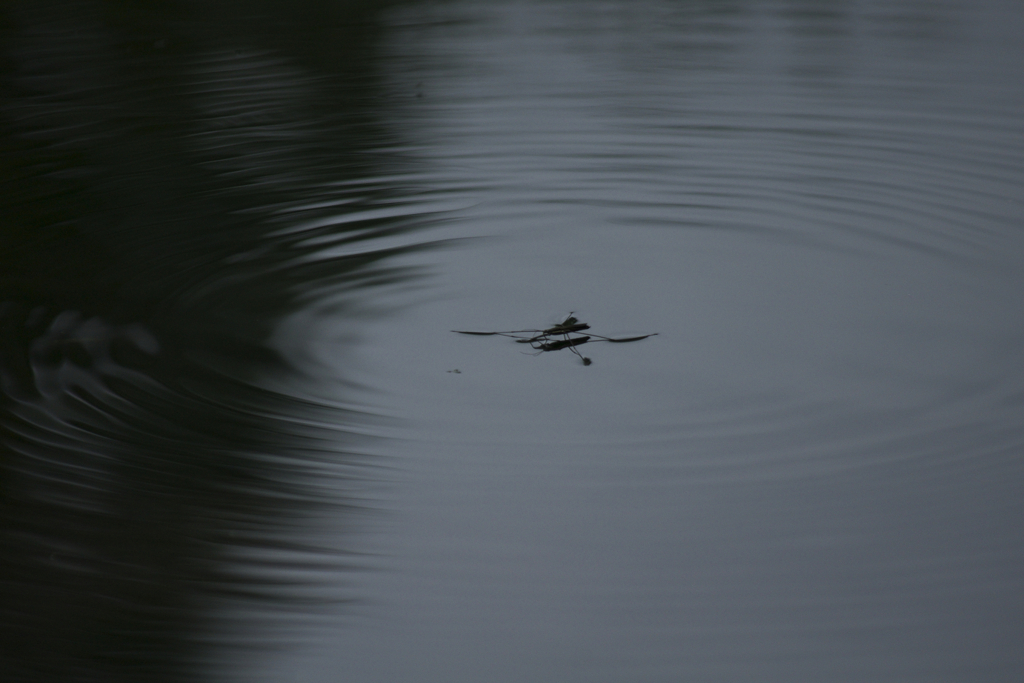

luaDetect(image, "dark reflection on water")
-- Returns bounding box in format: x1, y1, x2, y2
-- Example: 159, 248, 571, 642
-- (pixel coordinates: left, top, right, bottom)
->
0, 1, 428, 681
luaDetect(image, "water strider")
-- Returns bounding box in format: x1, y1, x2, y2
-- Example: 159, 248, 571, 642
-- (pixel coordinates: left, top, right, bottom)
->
453, 313, 656, 366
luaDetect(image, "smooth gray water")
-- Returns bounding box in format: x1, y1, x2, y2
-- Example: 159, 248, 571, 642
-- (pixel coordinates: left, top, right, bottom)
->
270, 2, 1024, 681
2, 1, 1023, 682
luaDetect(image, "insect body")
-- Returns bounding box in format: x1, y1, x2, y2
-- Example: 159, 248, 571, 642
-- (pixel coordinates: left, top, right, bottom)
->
453, 313, 655, 366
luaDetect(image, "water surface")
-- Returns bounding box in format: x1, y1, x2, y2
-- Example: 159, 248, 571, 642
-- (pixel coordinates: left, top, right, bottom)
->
280, 1, 1024, 681
2, 1, 1023, 682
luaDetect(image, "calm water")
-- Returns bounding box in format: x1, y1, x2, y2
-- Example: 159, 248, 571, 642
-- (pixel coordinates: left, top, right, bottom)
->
2, 1, 1023, 681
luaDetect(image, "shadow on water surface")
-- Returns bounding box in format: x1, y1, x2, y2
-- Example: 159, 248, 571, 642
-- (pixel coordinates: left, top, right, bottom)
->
0, 1, 429, 681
